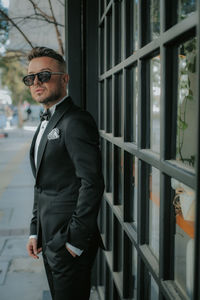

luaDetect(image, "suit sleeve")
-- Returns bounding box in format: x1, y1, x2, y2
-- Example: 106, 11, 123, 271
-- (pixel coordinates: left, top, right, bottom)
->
65, 112, 104, 250
30, 199, 37, 235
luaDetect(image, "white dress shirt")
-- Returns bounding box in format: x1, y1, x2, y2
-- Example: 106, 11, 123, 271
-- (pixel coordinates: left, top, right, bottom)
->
30, 97, 83, 256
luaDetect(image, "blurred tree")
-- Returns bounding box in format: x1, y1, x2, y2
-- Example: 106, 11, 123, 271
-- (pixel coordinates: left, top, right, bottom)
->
0, 0, 64, 55
0, 0, 8, 49
0, 0, 64, 125
0, 52, 33, 126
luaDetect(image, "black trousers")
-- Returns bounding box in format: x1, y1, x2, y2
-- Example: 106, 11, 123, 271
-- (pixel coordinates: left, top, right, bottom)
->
42, 238, 98, 300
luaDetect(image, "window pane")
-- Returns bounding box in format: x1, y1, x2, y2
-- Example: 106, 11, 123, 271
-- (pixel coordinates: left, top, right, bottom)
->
100, 81, 105, 130
150, 55, 161, 153
178, 0, 196, 21
124, 152, 138, 226
106, 203, 113, 251
114, 1, 122, 64
125, 65, 138, 143
126, 0, 138, 57
171, 178, 195, 298
106, 12, 112, 70
114, 217, 123, 276
106, 77, 112, 133
114, 146, 123, 206
150, 0, 160, 40
176, 37, 197, 169
150, 275, 159, 300
114, 72, 122, 137
100, 23, 105, 74
149, 167, 160, 258
106, 141, 112, 193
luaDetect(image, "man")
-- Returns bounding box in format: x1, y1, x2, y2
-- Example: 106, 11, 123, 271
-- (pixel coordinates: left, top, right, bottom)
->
25, 47, 104, 300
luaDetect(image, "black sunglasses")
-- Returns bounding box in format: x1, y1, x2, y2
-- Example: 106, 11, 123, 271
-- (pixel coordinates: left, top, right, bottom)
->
23, 71, 65, 86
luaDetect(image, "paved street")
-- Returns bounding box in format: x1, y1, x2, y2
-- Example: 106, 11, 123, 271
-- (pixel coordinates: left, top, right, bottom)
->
0, 124, 99, 300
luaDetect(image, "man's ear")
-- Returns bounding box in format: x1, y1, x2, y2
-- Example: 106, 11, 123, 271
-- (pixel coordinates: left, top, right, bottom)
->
63, 73, 69, 84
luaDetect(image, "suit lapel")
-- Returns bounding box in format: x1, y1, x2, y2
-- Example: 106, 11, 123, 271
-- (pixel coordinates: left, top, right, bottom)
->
36, 97, 73, 177
30, 124, 41, 178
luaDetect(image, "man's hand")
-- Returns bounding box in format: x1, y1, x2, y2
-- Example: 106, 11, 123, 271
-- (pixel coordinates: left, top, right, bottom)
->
66, 245, 77, 258
26, 238, 42, 259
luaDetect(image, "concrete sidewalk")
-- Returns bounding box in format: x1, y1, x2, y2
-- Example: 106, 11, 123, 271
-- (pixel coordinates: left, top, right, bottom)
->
0, 126, 99, 300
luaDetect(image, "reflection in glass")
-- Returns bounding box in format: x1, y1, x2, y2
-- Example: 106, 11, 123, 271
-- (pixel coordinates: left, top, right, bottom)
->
115, 146, 123, 205
132, 246, 137, 299
171, 178, 195, 297
124, 151, 138, 226
150, 0, 160, 40
125, 65, 138, 143
126, 0, 138, 55
115, 217, 123, 276
106, 203, 113, 251
106, 141, 112, 193
106, 77, 112, 133
150, 275, 159, 300
149, 167, 160, 259
100, 82, 104, 130
150, 55, 161, 153
178, 0, 196, 21
176, 37, 197, 169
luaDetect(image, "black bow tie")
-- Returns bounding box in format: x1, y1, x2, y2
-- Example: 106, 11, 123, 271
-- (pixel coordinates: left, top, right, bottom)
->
40, 109, 51, 121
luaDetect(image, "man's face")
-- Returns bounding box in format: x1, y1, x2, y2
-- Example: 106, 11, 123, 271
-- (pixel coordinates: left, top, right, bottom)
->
28, 56, 69, 106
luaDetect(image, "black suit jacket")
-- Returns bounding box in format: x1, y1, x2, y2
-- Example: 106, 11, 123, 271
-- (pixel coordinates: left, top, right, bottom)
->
29, 97, 104, 253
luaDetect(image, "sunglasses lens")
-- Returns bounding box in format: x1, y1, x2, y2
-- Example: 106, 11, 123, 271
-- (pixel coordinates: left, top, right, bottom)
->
23, 71, 52, 86
23, 75, 35, 86
38, 72, 51, 83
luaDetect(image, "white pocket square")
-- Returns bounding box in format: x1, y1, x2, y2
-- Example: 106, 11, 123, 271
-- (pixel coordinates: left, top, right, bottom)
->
48, 128, 60, 140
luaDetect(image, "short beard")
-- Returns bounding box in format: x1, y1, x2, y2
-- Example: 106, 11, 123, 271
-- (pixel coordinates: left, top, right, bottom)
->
38, 91, 62, 105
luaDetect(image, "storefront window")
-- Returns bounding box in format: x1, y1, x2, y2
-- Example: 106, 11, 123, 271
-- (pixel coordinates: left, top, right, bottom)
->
150, 0, 160, 40
171, 178, 195, 298
178, 0, 196, 21
124, 152, 138, 226
150, 275, 159, 299
176, 37, 197, 169
106, 141, 112, 193
150, 55, 161, 153
149, 167, 160, 259
125, 65, 138, 143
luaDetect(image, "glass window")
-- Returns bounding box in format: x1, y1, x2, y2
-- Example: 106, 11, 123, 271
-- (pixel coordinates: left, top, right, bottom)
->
125, 0, 138, 57
150, 275, 159, 300
100, 23, 105, 74
105, 264, 112, 300
114, 72, 122, 137
100, 81, 105, 130
178, 0, 196, 21
124, 151, 138, 226
106, 12, 112, 70
106, 203, 113, 251
106, 141, 113, 193
150, 0, 160, 40
176, 37, 197, 169
124, 234, 138, 299
171, 178, 195, 298
150, 55, 161, 153
106, 77, 112, 133
114, 1, 122, 64
149, 167, 160, 259
125, 65, 138, 143
114, 146, 123, 206
114, 217, 123, 277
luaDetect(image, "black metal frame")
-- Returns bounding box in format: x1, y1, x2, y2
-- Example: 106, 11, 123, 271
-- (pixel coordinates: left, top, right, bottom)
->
97, 0, 200, 299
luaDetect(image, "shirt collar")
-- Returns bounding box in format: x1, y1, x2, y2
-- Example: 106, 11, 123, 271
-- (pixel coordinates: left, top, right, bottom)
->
43, 96, 67, 116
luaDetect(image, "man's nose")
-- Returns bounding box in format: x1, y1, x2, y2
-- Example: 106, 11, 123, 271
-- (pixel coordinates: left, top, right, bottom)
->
33, 74, 41, 85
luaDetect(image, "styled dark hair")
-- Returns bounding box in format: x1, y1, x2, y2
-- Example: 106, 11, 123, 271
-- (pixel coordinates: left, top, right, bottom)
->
28, 47, 66, 72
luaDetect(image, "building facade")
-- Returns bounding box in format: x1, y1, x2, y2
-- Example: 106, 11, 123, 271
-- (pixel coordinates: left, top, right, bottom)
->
66, 1, 200, 299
